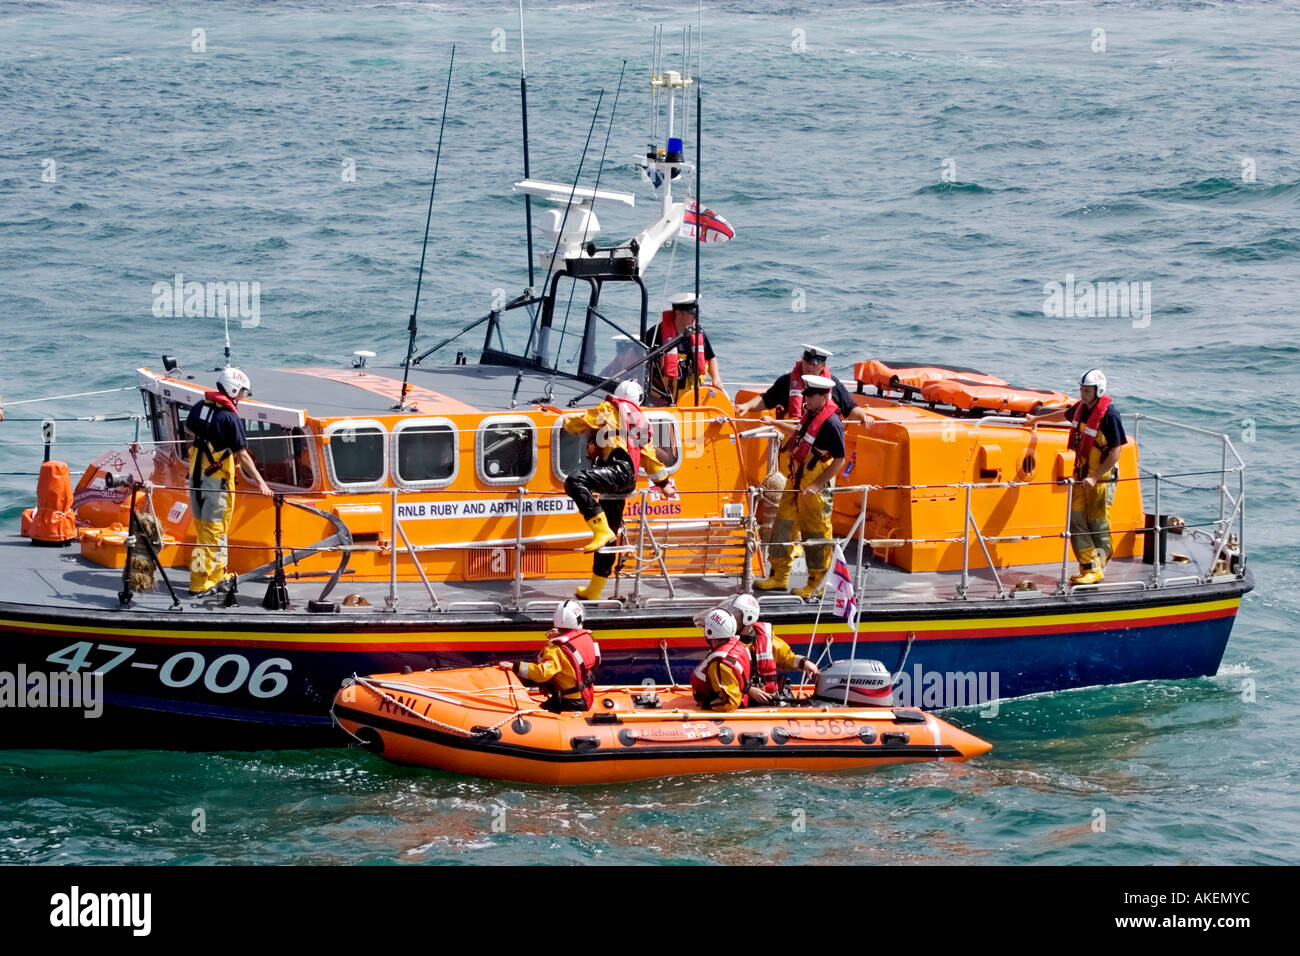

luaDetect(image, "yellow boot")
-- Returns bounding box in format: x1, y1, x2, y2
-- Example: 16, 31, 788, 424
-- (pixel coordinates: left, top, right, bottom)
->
581, 512, 616, 552
793, 557, 830, 602
575, 575, 607, 600
755, 574, 789, 591
1072, 567, 1104, 586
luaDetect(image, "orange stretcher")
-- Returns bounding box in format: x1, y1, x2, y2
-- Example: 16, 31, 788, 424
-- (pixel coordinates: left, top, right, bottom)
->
331, 666, 992, 785
854, 360, 1007, 398
921, 378, 1071, 414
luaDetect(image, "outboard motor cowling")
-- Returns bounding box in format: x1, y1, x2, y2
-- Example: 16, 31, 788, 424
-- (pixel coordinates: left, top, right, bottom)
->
812, 660, 894, 707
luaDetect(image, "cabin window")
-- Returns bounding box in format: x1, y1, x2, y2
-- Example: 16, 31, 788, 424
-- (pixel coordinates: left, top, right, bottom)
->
393, 419, 458, 487
245, 421, 317, 490
143, 393, 167, 448
645, 412, 681, 474
552, 424, 589, 481
325, 421, 387, 488
477, 417, 536, 484
550, 411, 682, 480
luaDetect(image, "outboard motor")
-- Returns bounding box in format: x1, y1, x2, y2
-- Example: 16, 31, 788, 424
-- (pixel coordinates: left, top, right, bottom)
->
813, 660, 894, 707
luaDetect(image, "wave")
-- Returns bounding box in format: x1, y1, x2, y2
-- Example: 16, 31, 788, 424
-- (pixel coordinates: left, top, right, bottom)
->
1135, 177, 1300, 206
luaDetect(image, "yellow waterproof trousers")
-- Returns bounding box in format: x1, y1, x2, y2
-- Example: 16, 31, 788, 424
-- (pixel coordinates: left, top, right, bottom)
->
1070, 473, 1116, 570
188, 449, 236, 593
767, 460, 834, 585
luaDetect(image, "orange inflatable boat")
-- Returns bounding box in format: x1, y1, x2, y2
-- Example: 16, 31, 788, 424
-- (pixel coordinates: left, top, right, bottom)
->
331, 667, 992, 785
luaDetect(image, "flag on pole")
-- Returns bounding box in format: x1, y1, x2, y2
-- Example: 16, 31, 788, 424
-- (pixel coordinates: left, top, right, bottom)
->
829, 543, 858, 629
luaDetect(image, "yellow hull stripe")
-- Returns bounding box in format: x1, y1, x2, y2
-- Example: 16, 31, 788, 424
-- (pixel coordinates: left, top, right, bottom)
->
0, 597, 1242, 647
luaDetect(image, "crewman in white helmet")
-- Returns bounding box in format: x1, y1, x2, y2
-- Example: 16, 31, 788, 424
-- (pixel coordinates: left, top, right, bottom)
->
690, 607, 752, 712
498, 600, 602, 712
725, 594, 819, 705
184, 367, 271, 596
561, 379, 677, 601
1026, 369, 1127, 585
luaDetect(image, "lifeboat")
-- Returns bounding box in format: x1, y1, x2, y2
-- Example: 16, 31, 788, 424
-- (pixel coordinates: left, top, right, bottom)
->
853, 360, 1007, 399
331, 666, 992, 785
921, 378, 1071, 414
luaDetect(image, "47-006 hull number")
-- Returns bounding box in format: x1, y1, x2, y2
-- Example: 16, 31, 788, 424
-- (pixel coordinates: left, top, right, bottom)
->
45, 642, 292, 699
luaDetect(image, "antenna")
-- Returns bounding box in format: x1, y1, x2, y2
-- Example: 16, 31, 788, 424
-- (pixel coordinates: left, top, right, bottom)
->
518, 1, 536, 290
397, 45, 455, 410
507, 90, 606, 408
693, 6, 703, 407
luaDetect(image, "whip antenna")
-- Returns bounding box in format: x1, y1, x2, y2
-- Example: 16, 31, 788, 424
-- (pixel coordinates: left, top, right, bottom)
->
398, 44, 456, 410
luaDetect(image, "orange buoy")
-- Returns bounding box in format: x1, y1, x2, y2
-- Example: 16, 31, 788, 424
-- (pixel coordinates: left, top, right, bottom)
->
21, 460, 78, 546
332, 667, 992, 785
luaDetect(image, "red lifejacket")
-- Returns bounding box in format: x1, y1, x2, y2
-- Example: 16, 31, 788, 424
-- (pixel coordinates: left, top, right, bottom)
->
783, 399, 839, 489
608, 395, 650, 474
786, 362, 807, 420
690, 636, 752, 709
190, 393, 241, 478
658, 310, 707, 383
547, 627, 601, 709
1068, 395, 1112, 479
203, 390, 239, 414
748, 621, 779, 695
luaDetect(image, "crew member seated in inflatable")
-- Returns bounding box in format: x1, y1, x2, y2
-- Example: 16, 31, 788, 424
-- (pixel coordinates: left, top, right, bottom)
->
690, 607, 752, 713
1026, 368, 1126, 585
498, 600, 601, 712
725, 594, 820, 705
643, 292, 724, 404
734, 344, 868, 424
562, 380, 677, 601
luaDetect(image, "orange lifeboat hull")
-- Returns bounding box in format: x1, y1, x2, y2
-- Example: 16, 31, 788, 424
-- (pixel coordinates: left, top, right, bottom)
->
331, 668, 992, 785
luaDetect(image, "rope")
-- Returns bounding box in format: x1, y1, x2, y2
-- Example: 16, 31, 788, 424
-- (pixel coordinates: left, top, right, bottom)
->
351, 675, 546, 737
2, 386, 136, 407
658, 638, 675, 684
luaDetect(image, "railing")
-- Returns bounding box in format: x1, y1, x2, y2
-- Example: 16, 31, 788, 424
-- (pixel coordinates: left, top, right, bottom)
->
54, 427, 1245, 613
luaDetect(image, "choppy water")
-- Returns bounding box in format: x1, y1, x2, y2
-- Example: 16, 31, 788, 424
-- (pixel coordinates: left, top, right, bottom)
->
1, 0, 1297, 865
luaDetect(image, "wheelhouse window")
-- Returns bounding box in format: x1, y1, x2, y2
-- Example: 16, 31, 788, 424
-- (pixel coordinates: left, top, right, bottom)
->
245, 420, 316, 490
477, 417, 536, 484
393, 419, 457, 487
325, 421, 387, 488
551, 410, 682, 480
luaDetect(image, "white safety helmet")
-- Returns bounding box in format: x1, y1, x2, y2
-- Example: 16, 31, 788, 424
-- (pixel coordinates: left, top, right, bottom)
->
703, 607, 737, 642
613, 380, 644, 405
554, 599, 584, 630
730, 594, 761, 629
216, 367, 252, 398
1080, 368, 1107, 397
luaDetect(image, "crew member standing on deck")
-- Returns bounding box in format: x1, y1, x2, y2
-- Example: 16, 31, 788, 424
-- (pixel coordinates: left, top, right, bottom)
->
498, 600, 601, 712
184, 368, 271, 596
690, 607, 752, 713
734, 344, 869, 424
562, 380, 677, 601
756, 375, 847, 601
1025, 368, 1127, 585
643, 293, 724, 404
725, 594, 819, 705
